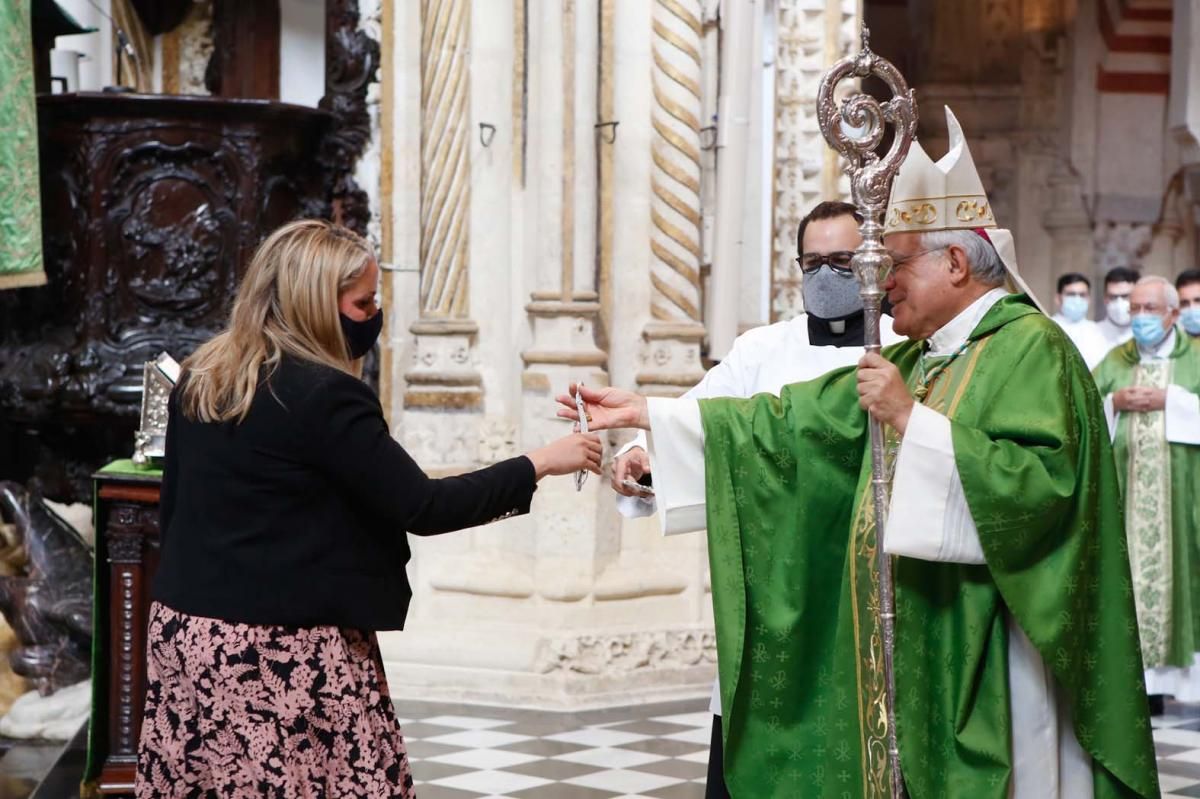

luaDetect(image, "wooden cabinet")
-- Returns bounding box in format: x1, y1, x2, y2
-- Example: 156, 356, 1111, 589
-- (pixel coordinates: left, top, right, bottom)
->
88, 462, 162, 797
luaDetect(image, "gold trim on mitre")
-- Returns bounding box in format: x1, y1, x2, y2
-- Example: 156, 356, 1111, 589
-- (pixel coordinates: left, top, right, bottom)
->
885, 107, 995, 234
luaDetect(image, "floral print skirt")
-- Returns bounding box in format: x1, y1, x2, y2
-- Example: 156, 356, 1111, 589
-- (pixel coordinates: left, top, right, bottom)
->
136, 601, 416, 798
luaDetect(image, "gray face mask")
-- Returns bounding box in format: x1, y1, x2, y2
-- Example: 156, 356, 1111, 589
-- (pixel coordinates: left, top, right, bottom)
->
802, 264, 863, 320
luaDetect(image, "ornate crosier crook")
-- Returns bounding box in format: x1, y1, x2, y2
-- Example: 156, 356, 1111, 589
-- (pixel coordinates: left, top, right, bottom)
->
816, 25, 918, 799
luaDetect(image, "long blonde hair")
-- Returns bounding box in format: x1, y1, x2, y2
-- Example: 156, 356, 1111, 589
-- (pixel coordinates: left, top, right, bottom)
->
180, 219, 374, 423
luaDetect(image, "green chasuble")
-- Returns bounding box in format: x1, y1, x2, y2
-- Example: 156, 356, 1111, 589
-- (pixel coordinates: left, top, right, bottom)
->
1093, 332, 1200, 669
0, 0, 46, 289
700, 294, 1157, 798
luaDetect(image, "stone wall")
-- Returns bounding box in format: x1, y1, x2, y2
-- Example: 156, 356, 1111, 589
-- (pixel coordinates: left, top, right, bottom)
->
373, 0, 862, 708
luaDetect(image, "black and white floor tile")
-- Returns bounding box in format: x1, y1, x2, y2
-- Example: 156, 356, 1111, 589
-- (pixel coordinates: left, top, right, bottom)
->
1154, 700, 1200, 798
6, 695, 1200, 796
399, 695, 1200, 798
398, 697, 711, 799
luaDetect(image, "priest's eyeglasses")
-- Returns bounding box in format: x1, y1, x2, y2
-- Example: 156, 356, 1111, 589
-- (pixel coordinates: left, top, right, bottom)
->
797, 251, 855, 276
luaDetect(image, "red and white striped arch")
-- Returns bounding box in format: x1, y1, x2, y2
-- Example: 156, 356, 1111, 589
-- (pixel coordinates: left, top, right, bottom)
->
1096, 0, 1172, 94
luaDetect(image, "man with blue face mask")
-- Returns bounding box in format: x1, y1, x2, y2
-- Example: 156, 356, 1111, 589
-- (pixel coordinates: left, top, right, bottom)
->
1051, 272, 1108, 368
1178, 270, 1200, 339
1094, 275, 1200, 716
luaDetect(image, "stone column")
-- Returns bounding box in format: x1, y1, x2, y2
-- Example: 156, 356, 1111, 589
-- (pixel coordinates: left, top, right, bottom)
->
403, 0, 484, 468
636, 0, 706, 395
1042, 162, 1096, 287
519, 0, 611, 601
377, 0, 716, 708
769, 0, 858, 322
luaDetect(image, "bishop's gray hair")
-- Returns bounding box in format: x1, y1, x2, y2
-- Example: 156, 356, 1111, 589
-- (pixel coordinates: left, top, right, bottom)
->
1136, 275, 1180, 310
917, 229, 1007, 287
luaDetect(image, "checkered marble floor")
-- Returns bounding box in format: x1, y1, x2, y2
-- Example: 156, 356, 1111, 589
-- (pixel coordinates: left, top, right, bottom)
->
397, 695, 1200, 798
398, 697, 711, 798
1156, 700, 1200, 798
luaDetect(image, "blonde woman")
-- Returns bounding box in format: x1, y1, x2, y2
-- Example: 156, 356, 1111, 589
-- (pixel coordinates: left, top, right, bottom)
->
136, 220, 601, 798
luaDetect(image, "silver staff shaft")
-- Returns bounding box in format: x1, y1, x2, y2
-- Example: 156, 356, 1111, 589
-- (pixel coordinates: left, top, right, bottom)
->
815, 25, 917, 799
854, 207, 906, 799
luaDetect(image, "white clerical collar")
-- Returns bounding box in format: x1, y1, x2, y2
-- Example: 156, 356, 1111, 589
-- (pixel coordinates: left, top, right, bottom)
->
927, 288, 1009, 356
1138, 326, 1177, 361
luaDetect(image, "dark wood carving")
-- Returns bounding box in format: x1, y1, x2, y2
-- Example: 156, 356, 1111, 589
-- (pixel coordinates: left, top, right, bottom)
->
320, 0, 380, 235
93, 475, 161, 796
1, 1, 379, 502
0, 95, 331, 500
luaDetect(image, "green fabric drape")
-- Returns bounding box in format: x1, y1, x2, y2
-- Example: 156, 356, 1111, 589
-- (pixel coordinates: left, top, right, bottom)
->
0, 0, 46, 290
700, 295, 1158, 798
1093, 333, 1200, 669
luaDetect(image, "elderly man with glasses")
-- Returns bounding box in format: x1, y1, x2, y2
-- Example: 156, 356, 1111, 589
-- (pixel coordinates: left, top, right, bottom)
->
563, 108, 1157, 798
1093, 275, 1200, 716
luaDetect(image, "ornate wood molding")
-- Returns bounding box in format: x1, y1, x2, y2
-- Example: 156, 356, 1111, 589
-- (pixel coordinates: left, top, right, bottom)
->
0, 95, 332, 499
320, 0, 381, 236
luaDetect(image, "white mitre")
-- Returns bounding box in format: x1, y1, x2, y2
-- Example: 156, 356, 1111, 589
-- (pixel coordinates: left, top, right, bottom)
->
885, 106, 1045, 312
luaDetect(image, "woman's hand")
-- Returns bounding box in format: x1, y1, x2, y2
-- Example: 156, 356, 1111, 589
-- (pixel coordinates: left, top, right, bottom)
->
527, 433, 604, 480
555, 383, 650, 431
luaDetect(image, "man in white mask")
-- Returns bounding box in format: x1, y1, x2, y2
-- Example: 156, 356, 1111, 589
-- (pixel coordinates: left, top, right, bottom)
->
609, 199, 903, 798
1051, 272, 1108, 369
1093, 275, 1200, 715
1097, 266, 1140, 347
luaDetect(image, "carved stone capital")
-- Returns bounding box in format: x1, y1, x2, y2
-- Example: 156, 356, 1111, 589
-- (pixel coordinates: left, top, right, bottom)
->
404, 320, 483, 410
1093, 222, 1153, 273
635, 321, 706, 396
477, 417, 519, 464
521, 299, 609, 377
534, 629, 717, 676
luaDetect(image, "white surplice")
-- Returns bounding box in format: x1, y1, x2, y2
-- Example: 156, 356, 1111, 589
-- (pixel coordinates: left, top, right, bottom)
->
614, 313, 903, 715
1097, 316, 1134, 348
646, 288, 1094, 798
1098, 326, 1200, 700
1051, 313, 1111, 370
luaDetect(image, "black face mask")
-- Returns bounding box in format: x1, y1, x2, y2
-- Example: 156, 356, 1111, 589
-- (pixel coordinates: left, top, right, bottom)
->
339, 311, 383, 360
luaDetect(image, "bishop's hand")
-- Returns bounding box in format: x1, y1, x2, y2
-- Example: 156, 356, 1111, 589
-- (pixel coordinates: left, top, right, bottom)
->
556, 383, 650, 431
857, 352, 915, 435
